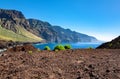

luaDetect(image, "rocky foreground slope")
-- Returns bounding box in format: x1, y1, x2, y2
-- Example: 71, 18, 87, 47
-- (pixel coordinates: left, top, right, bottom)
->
0, 45, 120, 79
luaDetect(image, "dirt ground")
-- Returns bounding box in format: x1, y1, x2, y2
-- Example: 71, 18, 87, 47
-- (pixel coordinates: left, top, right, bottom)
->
0, 48, 120, 79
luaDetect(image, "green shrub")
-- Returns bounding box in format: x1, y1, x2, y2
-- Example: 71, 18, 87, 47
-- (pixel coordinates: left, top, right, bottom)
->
28, 51, 33, 54
109, 43, 112, 47
54, 44, 65, 51
64, 44, 72, 49
44, 46, 51, 50
87, 47, 93, 49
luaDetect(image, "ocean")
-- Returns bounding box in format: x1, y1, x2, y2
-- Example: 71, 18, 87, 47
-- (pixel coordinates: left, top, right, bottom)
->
33, 42, 102, 50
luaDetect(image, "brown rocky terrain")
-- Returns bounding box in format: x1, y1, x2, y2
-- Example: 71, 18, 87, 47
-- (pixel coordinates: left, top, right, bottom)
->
0, 40, 33, 49
0, 45, 120, 79
0, 40, 20, 49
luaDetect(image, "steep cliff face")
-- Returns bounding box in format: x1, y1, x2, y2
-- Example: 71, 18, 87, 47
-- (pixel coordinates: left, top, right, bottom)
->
28, 19, 59, 42
0, 9, 98, 43
0, 9, 42, 42
52, 26, 98, 43
28, 19, 98, 43
0, 9, 30, 32
97, 36, 120, 49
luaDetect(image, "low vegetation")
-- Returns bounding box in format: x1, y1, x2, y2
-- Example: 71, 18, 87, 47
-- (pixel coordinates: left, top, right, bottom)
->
28, 51, 33, 54
87, 47, 93, 49
44, 46, 51, 50
64, 44, 72, 49
42, 44, 72, 51
54, 44, 65, 51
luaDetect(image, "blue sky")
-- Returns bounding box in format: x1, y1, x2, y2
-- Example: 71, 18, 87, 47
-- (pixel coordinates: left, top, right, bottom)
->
0, 0, 120, 41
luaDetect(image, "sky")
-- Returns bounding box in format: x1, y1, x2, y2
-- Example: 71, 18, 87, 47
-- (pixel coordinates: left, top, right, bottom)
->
0, 0, 120, 41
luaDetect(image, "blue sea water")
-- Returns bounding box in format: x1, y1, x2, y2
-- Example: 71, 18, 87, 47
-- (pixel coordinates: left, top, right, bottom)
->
33, 42, 102, 50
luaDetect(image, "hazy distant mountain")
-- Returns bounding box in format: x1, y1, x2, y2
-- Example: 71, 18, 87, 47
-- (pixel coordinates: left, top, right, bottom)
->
28, 19, 98, 43
97, 36, 120, 49
52, 26, 98, 43
0, 9, 43, 42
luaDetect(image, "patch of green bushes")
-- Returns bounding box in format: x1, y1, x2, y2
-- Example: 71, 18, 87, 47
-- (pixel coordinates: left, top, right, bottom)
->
53, 44, 72, 51
42, 44, 72, 51
87, 47, 93, 49
64, 44, 72, 49
54, 44, 65, 51
44, 46, 51, 50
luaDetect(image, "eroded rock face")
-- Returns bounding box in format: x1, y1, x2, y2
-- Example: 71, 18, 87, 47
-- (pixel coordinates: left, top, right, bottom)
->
28, 19, 98, 43
0, 9, 98, 43
0, 9, 43, 42
97, 36, 120, 49
0, 9, 30, 33
52, 26, 98, 43
28, 19, 59, 43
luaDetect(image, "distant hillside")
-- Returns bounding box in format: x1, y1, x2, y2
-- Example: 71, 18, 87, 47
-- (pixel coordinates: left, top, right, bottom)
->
97, 36, 120, 49
0, 9, 43, 42
28, 19, 98, 43
52, 26, 98, 42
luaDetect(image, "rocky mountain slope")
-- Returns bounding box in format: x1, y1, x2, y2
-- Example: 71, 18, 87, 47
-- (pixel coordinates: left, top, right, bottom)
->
0, 9, 98, 43
28, 19, 98, 43
52, 26, 98, 42
0, 9, 43, 42
97, 36, 120, 49
28, 19, 58, 42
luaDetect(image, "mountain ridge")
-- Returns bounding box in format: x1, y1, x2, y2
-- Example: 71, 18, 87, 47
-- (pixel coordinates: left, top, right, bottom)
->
0, 9, 43, 42
0, 8, 99, 43
28, 19, 99, 43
